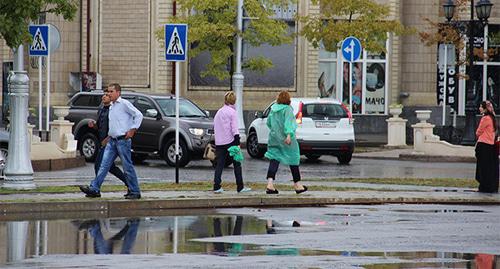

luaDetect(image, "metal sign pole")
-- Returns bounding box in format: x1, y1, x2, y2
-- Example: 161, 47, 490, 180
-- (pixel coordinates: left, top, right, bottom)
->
38, 57, 42, 131
175, 61, 180, 184
349, 61, 353, 113
45, 53, 50, 131
165, 23, 187, 184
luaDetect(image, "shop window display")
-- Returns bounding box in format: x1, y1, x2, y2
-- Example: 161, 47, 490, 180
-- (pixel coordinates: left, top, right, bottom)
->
318, 40, 387, 115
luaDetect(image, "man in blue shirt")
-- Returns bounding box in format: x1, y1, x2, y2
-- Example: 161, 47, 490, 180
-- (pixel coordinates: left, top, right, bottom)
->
89, 92, 130, 196
80, 83, 143, 199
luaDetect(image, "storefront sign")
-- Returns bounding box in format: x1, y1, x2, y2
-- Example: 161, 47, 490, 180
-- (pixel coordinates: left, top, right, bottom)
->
436, 64, 458, 110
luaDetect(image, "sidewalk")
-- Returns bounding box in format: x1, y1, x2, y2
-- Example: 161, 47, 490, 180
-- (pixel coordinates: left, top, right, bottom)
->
1, 188, 499, 219
353, 145, 477, 162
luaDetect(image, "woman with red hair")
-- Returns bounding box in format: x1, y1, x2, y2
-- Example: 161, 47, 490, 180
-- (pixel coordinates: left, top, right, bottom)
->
264, 90, 307, 194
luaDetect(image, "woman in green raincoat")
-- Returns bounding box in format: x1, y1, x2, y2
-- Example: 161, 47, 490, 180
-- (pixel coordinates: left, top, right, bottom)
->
265, 91, 307, 194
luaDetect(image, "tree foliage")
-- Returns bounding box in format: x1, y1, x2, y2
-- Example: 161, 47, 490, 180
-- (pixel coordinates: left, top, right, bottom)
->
164, 0, 293, 80
419, 0, 497, 65
298, 0, 408, 53
0, 0, 78, 49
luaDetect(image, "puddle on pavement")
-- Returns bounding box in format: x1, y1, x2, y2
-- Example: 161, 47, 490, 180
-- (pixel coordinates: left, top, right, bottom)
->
0, 214, 498, 268
391, 209, 486, 213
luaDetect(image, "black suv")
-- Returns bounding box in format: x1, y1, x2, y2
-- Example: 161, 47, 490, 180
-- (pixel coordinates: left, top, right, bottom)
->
66, 91, 214, 167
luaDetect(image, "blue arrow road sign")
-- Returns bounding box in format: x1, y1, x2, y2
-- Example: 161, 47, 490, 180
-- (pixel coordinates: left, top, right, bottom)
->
29, 25, 49, 56
165, 24, 188, 62
341, 36, 362, 62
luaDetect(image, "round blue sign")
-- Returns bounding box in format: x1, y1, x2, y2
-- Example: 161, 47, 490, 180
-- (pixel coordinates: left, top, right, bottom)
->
341, 37, 362, 62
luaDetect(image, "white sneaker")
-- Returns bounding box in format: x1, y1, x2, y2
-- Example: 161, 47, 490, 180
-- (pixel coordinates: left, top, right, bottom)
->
238, 187, 252, 193
214, 188, 224, 194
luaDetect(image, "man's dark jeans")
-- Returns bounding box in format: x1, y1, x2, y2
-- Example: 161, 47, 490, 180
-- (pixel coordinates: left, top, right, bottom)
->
213, 144, 243, 191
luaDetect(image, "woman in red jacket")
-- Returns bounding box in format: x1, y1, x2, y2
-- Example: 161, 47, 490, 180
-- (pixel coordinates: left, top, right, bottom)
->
475, 100, 499, 193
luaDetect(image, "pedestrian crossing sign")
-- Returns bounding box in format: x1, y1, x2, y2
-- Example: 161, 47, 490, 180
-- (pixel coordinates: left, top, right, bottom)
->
165, 24, 188, 62
29, 25, 49, 56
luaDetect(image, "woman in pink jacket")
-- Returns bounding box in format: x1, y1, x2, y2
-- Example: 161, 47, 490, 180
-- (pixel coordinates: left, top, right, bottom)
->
212, 91, 251, 193
475, 100, 499, 193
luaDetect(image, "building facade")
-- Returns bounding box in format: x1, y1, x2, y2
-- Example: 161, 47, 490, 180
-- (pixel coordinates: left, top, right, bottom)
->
0, 0, 499, 131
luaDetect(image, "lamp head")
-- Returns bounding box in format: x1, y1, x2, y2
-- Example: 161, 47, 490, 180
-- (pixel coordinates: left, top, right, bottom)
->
443, 0, 456, 22
475, 0, 493, 24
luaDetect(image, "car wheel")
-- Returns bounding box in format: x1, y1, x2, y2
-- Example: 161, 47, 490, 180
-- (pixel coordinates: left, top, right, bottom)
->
246, 132, 265, 158
337, 153, 352, 165
132, 153, 148, 164
0, 146, 7, 172
305, 154, 321, 161
163, 138, 190, 167
79, 133, 99, 162
0, 146, 8, 159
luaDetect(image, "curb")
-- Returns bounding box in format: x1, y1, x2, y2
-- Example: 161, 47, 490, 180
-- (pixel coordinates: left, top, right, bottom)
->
1, 194, 499, 220
353, 155, 400, 161
353, 154, 475, 163
399, 154, 475, 163
31, 156, 86, 171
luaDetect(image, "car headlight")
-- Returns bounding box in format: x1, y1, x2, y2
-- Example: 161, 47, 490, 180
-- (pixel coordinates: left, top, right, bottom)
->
189, 128, 204, 136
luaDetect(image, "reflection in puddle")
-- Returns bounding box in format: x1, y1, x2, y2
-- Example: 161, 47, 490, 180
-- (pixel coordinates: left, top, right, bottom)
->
0, 215, 499, 268
0, 215, 268, 264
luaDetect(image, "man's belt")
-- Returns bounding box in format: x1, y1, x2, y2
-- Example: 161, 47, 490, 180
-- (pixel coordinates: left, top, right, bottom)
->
113, 135, 127, 140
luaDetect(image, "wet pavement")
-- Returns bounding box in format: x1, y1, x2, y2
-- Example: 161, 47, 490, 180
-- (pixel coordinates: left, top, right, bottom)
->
2, 204, 499, 268
31, 151, 477, 188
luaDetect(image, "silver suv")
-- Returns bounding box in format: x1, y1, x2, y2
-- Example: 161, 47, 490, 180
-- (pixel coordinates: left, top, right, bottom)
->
66, 91, 214, 167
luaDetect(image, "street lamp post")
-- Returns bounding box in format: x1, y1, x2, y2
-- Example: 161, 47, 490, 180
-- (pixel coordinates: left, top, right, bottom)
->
3, 45, 35, 190
443, 0, 493, 145
232, 0, 247, 142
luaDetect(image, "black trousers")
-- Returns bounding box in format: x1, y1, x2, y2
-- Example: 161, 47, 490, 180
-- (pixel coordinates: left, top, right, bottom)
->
266, 159, 301, 183
213, 144, 243, 191
475, 142, 499, 193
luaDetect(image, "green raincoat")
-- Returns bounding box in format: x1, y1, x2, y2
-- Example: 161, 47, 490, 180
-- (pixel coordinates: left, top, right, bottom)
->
264, 103, 300, 165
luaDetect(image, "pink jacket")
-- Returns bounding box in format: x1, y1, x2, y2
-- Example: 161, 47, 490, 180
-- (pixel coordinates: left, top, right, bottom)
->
214, 104, 239, 146
476, 115, 495, 145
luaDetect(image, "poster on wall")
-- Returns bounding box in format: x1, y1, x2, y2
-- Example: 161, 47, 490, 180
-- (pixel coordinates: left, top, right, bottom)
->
364, 62, 385, 114
341, 62, 363, 114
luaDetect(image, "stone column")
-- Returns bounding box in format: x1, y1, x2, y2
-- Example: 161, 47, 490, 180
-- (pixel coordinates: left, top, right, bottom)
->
412, 110, 434, 153
386, 107, 407, 147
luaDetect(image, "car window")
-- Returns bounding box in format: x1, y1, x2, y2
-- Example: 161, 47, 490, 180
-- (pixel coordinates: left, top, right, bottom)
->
135, 97, 156, 116
154, 98, 207, 117
302, 103, 347, 119
72, 95, 101, 107
121, 95, 136, 103
263, 102, 275, 117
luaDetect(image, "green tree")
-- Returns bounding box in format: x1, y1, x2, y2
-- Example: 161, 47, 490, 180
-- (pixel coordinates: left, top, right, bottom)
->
298, 0, 408, 53
0, 0, 78, 49
419, 0, 497, 67
165, 0, 294, 81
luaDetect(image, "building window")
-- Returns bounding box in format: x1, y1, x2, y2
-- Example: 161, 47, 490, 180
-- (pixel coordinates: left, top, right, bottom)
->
456, 24, 500, 115
189, 6, 297, 89
318, 39, 389, 115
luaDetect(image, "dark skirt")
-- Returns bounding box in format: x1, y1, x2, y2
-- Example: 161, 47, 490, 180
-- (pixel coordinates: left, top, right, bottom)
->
475, 142, 499, 193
